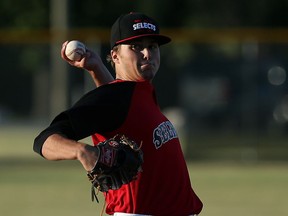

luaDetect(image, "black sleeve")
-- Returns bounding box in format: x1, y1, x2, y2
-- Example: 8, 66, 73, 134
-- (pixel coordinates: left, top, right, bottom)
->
33, 119, 75, 156
33, 81, 136, 156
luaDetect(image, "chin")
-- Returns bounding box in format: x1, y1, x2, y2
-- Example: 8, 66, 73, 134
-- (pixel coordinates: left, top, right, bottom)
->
141, 71, 156, 81
141, 74, 154, 81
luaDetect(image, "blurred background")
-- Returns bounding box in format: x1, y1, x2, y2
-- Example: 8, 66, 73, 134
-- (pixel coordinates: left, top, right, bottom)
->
1, 0, 288, 216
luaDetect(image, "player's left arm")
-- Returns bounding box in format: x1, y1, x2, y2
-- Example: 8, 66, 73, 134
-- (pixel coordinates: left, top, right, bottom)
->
61, 41, 114, 87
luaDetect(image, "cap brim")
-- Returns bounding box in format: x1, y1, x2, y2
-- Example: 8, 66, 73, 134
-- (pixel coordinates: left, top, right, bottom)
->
115, 34, 171, 46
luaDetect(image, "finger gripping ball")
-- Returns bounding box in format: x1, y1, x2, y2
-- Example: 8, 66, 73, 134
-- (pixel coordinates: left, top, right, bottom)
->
65, 40, 86, 61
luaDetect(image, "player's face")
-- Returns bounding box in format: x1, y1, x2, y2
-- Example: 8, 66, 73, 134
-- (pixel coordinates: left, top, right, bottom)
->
112, 38, 160, 82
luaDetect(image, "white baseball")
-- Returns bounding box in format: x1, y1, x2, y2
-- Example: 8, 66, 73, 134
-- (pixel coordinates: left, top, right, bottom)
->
65, 40, 86, 61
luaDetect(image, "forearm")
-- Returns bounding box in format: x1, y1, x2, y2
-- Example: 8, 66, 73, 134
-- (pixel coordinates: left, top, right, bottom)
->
87, 64, 114, 87
42, 134, 84, 160
42, 134, 99, 171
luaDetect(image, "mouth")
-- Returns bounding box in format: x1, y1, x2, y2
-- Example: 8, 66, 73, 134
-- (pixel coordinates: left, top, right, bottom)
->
141, 63, 153, 71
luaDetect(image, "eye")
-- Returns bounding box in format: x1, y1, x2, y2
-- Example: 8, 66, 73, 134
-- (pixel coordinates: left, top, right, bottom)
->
149, 43, 159, 50
129, 42, 159, 52
131, 44, 144, 52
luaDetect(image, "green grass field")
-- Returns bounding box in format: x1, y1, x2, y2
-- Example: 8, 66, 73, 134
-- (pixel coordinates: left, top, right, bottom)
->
1, 125, 288, 216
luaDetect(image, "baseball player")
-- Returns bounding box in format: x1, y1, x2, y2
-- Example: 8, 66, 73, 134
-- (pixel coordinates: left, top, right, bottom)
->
33, 12, 203, 216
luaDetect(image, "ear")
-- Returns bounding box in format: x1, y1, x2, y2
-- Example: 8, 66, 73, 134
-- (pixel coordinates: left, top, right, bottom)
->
111, 49, 120, 64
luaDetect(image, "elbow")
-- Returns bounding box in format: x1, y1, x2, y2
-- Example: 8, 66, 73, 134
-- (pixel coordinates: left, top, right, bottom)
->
33, 131, 54, 157
33, 135, 45, 157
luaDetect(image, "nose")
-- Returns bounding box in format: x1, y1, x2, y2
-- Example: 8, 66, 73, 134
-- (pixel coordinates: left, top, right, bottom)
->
142, 48, 151, 60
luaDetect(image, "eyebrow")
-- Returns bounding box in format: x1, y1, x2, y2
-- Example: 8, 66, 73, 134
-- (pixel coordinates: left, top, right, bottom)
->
127, 38, 158, 44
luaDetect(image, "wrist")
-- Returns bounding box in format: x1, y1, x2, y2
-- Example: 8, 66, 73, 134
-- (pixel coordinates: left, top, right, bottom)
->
77, 144, 100, 171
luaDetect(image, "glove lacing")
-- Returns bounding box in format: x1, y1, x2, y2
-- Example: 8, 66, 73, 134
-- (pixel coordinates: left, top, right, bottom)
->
91, 181, 100, 203
90, 181, 107, 216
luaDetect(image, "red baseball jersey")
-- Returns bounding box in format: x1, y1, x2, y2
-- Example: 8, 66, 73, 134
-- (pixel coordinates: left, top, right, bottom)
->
92, 80, 203, 215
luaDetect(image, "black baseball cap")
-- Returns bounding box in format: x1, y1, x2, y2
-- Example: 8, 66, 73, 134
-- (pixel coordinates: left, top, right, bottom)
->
110, 12, 171, 48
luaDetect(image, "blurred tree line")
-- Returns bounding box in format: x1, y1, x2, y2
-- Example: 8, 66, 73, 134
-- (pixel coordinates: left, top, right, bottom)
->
2, 0, 288, 29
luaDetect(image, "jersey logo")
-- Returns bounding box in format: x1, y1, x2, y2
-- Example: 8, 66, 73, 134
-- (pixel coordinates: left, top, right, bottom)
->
153, 121, 178, 149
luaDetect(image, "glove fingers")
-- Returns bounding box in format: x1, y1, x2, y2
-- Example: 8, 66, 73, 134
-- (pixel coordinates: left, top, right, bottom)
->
109, 173, 124, 190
